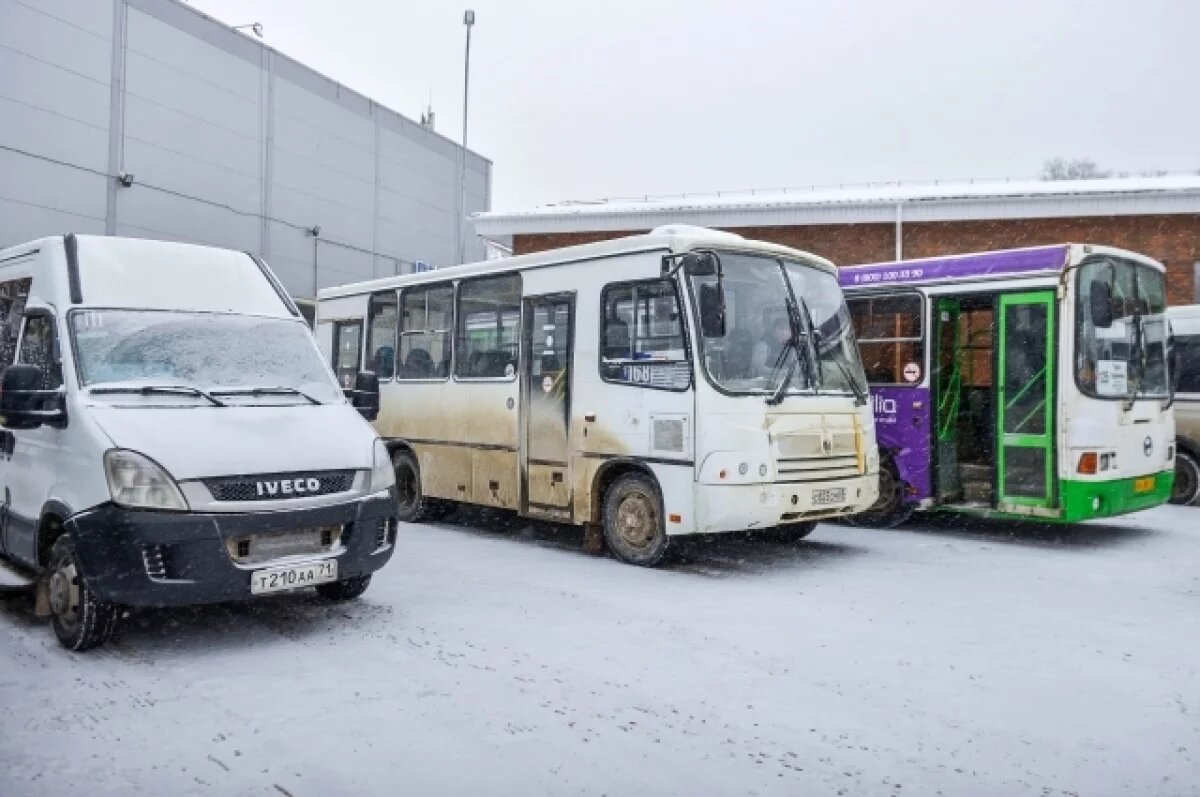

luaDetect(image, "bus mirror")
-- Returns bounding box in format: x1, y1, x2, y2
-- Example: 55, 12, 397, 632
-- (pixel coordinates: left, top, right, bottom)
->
683, 251, 720, 277
348, 370, 380, 421
698, 283, 727, 338
1090, 281, 1114, 329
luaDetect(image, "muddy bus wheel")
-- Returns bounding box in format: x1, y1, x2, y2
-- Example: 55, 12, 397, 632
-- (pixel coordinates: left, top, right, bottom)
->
393, 450, 446, 523
845, 460, 913, 529
1171, 450, 1200, 506
603, 473, 669, 567
315, 575, 371, 601
47, 536, 118, 652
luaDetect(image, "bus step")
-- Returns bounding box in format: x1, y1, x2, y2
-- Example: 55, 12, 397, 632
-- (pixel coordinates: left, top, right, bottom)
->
0, 558, 35, 591
962, 480, 994, 504
958, 463, 994, 483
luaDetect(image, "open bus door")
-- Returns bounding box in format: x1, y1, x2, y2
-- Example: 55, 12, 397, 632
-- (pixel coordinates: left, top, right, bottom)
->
996, 291, 1057, 512
934, 298, 962, 502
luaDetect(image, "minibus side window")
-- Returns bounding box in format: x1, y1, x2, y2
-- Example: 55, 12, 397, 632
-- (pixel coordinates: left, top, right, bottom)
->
0, 278, 32, 371
455, 274, 520, 380
600, 279, 690, 390
17, 314, 63, 390
366, 291, 398, 380
1177, 334, 1200, 394
848, 294, 924, 384
398, 284, 453, 380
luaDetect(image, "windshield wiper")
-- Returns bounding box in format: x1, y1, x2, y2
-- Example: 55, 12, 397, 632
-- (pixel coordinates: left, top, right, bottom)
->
210, 386, 322, 405
90, 384, 227, 407
766, 296, 811, 406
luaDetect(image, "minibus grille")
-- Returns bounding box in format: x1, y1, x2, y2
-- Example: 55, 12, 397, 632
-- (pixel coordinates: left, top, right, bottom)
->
204, 470, 356, 502
226, 525, 344, 565
775, 455, 861, 483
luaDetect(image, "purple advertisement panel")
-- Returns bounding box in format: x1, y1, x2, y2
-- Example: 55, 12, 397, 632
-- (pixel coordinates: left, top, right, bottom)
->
870, 384, 933, 502
841, 245, 1070, 289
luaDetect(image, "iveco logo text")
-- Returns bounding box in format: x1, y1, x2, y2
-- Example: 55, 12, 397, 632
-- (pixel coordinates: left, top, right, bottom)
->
256, 478, 321, 497
1143, 437, 1153, 457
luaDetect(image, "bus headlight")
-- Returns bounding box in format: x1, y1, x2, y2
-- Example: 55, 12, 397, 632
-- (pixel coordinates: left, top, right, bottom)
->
370, 439, 397, 492
701, 453, 773, 484
104, 449, 188, 510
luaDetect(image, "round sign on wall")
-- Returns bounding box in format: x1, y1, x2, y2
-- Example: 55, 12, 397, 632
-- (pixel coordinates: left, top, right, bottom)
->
902, 362, 922, 383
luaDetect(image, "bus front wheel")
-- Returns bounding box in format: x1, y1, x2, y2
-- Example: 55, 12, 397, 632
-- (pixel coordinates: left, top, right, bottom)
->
393, 450, 448, 523
845, 460, 913, 528
602, 473, 669, 567
1171, 449, 1200, 506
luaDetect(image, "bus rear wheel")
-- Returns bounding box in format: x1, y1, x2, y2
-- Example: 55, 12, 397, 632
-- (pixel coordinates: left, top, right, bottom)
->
602, 473, 669, 567
1171, 449, 1200, 506
846, 460, 912, 528
393, 450, 448, 523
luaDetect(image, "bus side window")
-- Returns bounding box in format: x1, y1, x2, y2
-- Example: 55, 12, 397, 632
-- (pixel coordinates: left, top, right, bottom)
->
1177, 334, 1200, 394
17, 314, 64, 390
455, 274, 521, 380
366, 290, 398, 380
399, 283, 453, 380
600, 279, 689, 389
331, 320, 362, 389
848, 295, 924, 384
0, 278, 32, 371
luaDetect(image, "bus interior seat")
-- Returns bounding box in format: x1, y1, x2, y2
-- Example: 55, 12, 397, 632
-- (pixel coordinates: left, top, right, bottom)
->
404, 348, 434, 378
374, 346, 395, 376
604, 316, 630, 360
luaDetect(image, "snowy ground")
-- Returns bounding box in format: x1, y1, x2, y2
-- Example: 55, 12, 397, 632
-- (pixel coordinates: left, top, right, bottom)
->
2, 506, 1200, 797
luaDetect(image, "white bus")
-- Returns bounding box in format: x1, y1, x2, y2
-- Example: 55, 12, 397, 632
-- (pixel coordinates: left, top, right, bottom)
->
316, 226, 879, 566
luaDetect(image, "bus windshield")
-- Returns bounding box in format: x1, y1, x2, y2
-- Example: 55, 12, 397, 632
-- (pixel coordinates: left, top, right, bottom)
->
1075, 258, 1169, 400
689, 253, 867, 398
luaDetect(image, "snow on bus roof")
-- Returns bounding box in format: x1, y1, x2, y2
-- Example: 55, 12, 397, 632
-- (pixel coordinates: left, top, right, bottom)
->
472, 175, 1200, 237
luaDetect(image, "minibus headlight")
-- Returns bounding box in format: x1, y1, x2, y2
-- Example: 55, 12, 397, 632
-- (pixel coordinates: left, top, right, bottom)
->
370, 439, 396, 492
103, 449, 188, 511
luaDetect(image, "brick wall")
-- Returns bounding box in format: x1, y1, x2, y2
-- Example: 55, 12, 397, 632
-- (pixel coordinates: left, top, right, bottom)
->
513, 213, 1200, 305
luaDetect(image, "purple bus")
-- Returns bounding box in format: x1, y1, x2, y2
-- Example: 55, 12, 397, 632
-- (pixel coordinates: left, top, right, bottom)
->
840, 244, 1174, 526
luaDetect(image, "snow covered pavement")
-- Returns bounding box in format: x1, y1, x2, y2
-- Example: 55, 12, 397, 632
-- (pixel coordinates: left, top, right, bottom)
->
3, 506, 1200, 796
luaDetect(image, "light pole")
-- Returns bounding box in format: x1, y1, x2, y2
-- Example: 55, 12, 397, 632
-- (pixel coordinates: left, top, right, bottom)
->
457, 9, 475, 265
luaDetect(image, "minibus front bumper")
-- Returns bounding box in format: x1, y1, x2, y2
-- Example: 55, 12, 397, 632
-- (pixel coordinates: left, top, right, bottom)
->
694, 475, 879, 534
64, 490, 399, 607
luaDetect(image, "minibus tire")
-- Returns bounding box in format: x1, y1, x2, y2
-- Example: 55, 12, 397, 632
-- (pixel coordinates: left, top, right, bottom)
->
47, 536, 118, 652
602, 473, 669, 567
392, 449, 444, 523
1171, 450, 1200, 506
315, 575, 371, 601
845, 460, 912, 529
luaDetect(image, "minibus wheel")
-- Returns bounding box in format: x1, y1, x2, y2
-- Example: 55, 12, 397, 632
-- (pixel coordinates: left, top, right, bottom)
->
46, 536, 118, 651
1171, 450, 1200, 506
393, 449, 445, 523
602, 472, 669, 567
316, 575, 371, 601
845, 460, 912, 529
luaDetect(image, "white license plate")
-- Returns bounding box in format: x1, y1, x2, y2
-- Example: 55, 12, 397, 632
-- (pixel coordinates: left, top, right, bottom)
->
811, 487, 846, 506
251, 560, 338, 595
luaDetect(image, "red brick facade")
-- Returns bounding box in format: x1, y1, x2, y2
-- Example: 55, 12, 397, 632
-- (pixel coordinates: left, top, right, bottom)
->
514, 213, 1200, 305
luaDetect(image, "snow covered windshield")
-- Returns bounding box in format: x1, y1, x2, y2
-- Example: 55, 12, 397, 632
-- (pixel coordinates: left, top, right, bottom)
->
689, 253, 866, 398
69, 310, 342, 403
1075, 258, 1169, 400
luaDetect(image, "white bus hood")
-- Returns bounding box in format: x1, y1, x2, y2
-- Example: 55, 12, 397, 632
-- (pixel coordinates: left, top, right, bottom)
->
87, 404, 376, 481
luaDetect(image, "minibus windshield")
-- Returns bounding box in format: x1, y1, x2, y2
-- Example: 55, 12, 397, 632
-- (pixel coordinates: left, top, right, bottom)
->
1075, 258, 1169, 401
70, 310, 342, 404
689, 253, 867, 399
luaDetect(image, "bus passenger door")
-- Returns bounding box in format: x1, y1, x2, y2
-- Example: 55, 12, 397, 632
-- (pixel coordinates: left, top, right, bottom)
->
997, 291, 1056, 511
521, 294, 574, 520
933, 298, 962, 501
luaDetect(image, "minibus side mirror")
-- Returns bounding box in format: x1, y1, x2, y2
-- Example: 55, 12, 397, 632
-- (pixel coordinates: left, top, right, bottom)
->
682, 251, 720, 277
0, 364, 67, 430
1090, 280, 1114, 329
698, 283, 727, 338
346, 370, 380, 422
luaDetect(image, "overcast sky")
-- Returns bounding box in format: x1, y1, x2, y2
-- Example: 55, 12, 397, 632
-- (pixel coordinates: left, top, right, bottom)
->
189, 0, 1199, 212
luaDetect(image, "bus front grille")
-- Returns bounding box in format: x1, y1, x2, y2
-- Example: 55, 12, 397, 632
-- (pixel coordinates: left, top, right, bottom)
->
775, 455, 860, 483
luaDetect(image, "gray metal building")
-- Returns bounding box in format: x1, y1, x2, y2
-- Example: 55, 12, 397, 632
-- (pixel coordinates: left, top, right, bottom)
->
1, 0, 491, 304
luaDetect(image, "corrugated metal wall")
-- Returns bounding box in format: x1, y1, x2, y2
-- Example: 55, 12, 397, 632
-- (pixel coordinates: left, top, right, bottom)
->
0, 0, 490, 298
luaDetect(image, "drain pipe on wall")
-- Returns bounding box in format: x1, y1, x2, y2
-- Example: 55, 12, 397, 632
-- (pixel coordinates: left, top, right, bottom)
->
894, 202, 904, 260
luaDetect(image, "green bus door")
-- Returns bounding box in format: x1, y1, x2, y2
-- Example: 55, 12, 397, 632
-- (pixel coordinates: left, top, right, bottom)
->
997, 291, 1056, 510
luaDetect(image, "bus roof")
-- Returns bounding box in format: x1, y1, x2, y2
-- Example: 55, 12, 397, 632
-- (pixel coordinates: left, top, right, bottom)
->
318, 225, 837, 300
840, 244, 1164, 291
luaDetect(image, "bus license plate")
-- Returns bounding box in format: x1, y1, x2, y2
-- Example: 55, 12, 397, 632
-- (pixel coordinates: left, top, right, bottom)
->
812, 487, 846, 506
1134, 476, 1155, 494
251, 560, 338, 595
